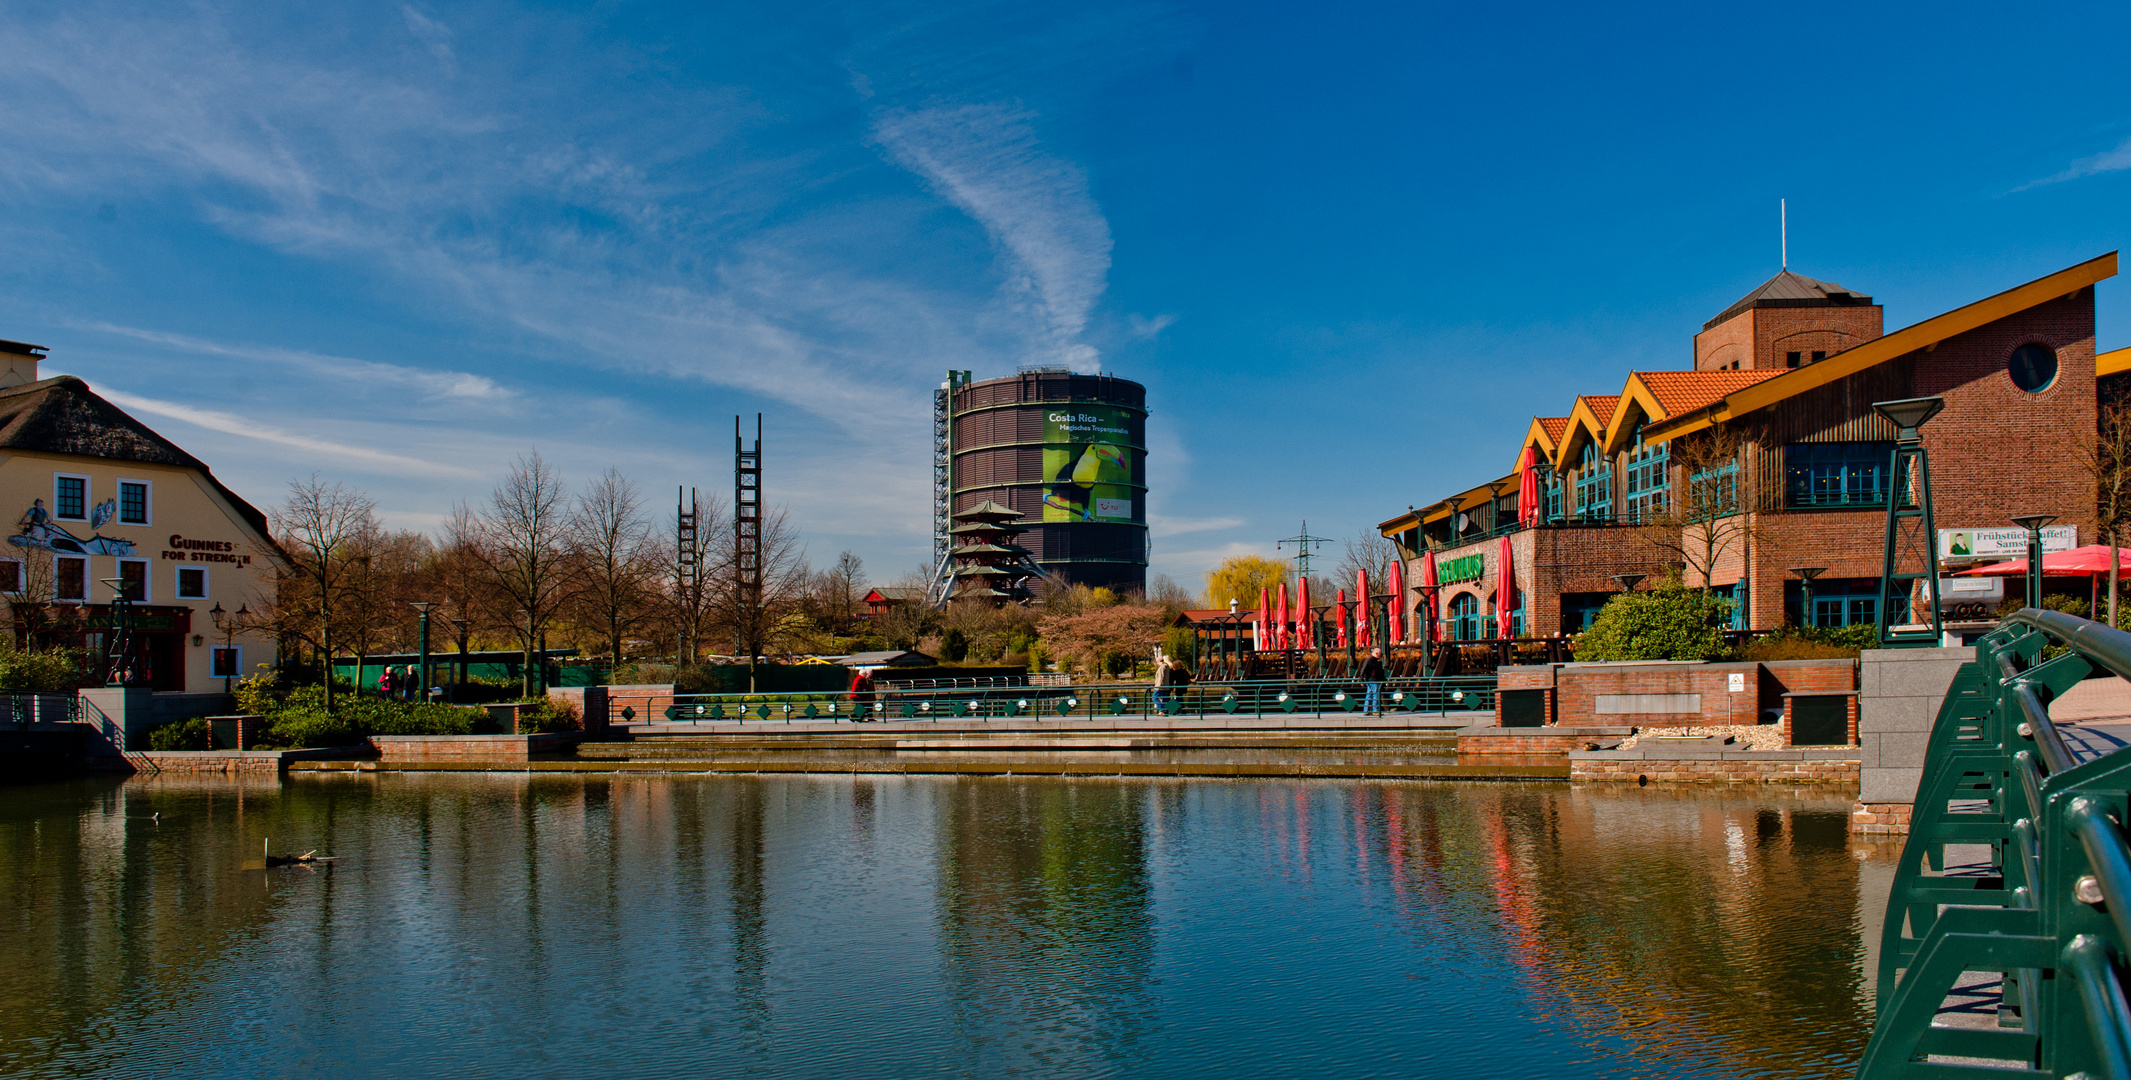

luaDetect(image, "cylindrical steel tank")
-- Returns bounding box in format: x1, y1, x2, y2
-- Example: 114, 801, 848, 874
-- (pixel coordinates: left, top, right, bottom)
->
951, 370, 1148, 592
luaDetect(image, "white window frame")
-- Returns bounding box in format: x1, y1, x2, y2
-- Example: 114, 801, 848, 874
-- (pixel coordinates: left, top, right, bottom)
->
114, 478, 152, 526
211, 645, 243, 680
116, 557, 150, 603
53, 555, 87, 603
53, 472, 91, 522
175, 564, 209, 600
0, 557, 22, 596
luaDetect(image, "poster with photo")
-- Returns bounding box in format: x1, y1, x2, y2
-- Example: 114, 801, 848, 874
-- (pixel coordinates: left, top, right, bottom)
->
1041, 406, 1137, 522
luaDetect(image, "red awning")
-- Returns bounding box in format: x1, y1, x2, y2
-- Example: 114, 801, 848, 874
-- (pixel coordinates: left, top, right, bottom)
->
1954, 545, 2131, 578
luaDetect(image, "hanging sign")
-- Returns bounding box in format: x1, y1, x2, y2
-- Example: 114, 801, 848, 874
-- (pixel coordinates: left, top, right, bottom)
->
1437, 553, 1484, 584
1939, 527, 2077, 560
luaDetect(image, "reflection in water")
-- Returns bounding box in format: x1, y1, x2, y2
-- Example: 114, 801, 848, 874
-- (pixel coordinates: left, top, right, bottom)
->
0, 775, 1877, 1079
937, 780, 1154, 1075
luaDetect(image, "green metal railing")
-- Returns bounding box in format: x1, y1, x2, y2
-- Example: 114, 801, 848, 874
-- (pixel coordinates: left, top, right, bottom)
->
1, 691, 81, 728
637, 676, 1498, 725
1861, 608, 2131, 1078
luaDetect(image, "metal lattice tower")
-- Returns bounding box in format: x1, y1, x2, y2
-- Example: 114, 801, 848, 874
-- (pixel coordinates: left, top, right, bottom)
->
1277, 520, 1333, 579
931, 370, 970, 607
675, 486, 698, 660
735, 415, 763, 657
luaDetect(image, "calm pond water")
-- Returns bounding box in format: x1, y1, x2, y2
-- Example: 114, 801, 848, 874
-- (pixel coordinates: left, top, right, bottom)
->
0, 774, 1887, 1079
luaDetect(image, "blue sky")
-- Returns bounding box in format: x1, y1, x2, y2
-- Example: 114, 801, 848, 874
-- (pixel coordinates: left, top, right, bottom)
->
2, 0, 2128, 592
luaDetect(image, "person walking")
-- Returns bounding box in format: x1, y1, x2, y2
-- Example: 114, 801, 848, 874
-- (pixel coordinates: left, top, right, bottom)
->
1169, 656, 1194, 714
378, 666, 396, 699
848, 669, 876, 721
1359, 647, 1386, 715
1153, 656, 1175, 711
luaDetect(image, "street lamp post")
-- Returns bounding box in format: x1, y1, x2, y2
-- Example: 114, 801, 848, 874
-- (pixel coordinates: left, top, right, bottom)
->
208, 602, 249, 694
410, 601, 439, 702
2012, 514, 2058, 611
1789, 567, 1827, 629
1611, 573, 1646, 593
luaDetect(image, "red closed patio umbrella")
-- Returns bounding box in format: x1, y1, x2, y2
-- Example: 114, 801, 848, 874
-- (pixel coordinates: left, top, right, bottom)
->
1355, 569, 1373, 648
1287, 579, 1304, 647
1255, 587, 1271, 651
1516, 447, 1540, 528
1418, 551, 1439, 642
1335, 588, 1350, 649
1388, 557, 1407, 644
1275, 581, 1290, 650
1496, 535, 1516, 639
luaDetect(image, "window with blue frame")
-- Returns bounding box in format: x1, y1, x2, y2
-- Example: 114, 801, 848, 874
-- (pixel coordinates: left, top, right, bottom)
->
1573, 442, 1612, 522
1712, 581, 1747, 629
1784, 577, 1897, 627
1450, 592, 1482, 641
1541, 466, 1563, 522
1623, 425, 1669, 523
1687, 460, 1740, 520
1785, 442, 1894, 508
1560, 592, 1611, 633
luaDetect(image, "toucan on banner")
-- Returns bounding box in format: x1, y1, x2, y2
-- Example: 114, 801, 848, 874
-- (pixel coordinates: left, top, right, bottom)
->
1040, 406, 1137, 522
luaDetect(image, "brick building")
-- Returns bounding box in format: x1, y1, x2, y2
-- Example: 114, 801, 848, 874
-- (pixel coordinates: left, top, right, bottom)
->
1377, 253, 2116, 638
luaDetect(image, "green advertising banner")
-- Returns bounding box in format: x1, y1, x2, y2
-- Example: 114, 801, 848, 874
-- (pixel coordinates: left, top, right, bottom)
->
1041, 405, 1137, 522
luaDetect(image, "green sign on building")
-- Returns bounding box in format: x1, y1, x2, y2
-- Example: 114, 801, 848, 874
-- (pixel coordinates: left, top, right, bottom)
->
1437, 553, 1484, 584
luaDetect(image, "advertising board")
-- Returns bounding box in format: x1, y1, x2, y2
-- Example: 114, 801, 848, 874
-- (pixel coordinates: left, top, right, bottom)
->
1939, 526, 2078, 560
1041, 406, 1137, 523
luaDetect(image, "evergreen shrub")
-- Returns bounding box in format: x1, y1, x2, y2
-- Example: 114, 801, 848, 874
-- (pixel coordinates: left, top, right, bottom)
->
1576, 584, 1733, 662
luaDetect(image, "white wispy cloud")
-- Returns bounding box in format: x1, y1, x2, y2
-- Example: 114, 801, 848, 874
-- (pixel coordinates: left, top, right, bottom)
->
84, 323, 512, 401
1149, 512, 1243, 536
872, 102, 1114, 370
2017, 133, 2131, 190
99, 389, 480, 478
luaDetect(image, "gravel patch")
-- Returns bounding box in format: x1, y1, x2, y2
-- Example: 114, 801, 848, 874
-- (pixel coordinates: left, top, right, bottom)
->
1618, 724, 1787, 751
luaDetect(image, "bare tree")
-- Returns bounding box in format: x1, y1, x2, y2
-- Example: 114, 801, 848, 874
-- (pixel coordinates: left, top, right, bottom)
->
1147, 573, 1196, 614
338, 525, 431, 689
2088, 398, 2131, 627
272, 476, 379, 712
1332, 528, 1396, 595
712, 505, 808, 677
3, 555, 57, 649
456, 452, 573, 696
1635, 425, 1768, 598
822, 551, 865, 631
569, 468, 655, 666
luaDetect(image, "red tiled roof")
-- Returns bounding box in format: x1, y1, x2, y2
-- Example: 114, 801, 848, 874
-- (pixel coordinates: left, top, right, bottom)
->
1537, 416, 1570, 443
1635, 370, 1785, 417
1577, 395, 1619, 420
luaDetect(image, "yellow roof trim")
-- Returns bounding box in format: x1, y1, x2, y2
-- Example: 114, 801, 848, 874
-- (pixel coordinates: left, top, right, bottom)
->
1648, 251, 2119, 442
1557, 397, 1612, 467
2101, 345, 2131, 379
1602, 376, 1667, 454
1520, 417, 1558, 459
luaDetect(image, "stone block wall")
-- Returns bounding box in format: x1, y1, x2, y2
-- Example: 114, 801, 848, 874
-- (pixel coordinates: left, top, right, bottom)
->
1570, 749, 1860, 784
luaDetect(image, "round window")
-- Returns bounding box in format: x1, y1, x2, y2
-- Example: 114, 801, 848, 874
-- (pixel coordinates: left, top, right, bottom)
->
2008, 343, 2058, 392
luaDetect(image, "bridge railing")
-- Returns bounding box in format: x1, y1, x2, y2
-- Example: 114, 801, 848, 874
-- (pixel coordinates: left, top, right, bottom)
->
1862, 608, 2131, 1079
615, 675, 1498, 726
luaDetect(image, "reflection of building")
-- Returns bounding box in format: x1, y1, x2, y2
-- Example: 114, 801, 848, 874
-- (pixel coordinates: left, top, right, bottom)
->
1378, 256, 2112, 636
0, 339, 279, 693
944, 370, 1148, 593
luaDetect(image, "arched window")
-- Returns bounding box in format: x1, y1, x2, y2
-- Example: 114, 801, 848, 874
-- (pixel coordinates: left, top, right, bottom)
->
1450, 592, 1481, 641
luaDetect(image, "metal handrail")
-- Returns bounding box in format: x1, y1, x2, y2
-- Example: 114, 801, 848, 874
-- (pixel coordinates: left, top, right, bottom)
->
618, 675, 1499, 726
1861, 609, 2131, 1078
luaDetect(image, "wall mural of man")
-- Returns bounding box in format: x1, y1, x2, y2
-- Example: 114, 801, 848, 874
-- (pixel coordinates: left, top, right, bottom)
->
9, 499, 136, 557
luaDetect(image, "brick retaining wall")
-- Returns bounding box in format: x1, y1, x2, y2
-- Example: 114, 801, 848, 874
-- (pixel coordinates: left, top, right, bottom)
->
1850, 801, 1915, 835
1570, 749, 1860, 784
371, 733, 581, 762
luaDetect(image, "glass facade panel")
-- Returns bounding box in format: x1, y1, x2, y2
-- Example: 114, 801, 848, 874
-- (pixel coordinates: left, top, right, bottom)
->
1573, 443, 1612, 522
1623, 433, 1668, 523
1449, 592, 1482, 641
1785, 442, 1893, 508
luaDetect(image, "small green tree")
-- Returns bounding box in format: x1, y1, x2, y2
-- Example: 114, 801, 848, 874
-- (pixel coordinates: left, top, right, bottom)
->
1576, 583, 1732, 661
